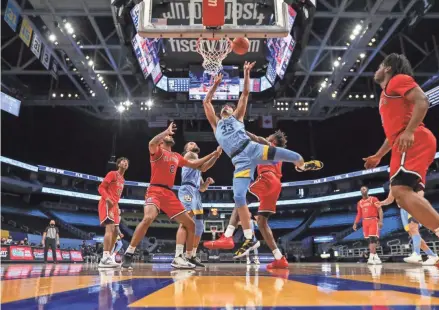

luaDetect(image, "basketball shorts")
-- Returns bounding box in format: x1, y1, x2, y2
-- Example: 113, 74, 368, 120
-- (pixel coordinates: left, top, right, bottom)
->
363, 218, 379, 238
178, 185, 203, 216
390, 127, 436, 190
249, 172, 282, 214
98, 199, 120, 226
400, 208, 420, 232
145, 186, 186, 219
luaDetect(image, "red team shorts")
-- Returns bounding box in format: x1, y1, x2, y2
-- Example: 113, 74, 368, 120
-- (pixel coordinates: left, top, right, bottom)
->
98, 199, 120, 226
389, 127, 436, 189
249, 172, 282, 214
145, 186, 186, 219
363, 218, 379, 238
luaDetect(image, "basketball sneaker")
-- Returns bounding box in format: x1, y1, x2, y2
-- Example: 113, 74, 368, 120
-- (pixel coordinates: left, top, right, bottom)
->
99, 256, 120, 268
422, 255, 439, 266
234, 239, 260, 259
295, 160, 324, 172
188, 256, 205, 268
121, 253, 134, 270
267, 257, 288, 269
404, 252, 423, 264
203, 234, 235, 250
171, 255, 196, 269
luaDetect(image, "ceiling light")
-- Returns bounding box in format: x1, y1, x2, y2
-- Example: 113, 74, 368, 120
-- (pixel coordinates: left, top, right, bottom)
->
304, 102, 308, 106
72, 34, 76, 38
80, 45, 84, 49
68, 94, 71, 98
49, 34, 56, 42
363, 94, 367, 99
355, 94, 359, 98
371, 38, 376, 42
80, 77, 84, 81
346, 42, 350, 46
54, 41, 59, 45
64, 22, 72, 29
105, 86, 108, 90
87, 60, 93, 66
90, 90, 93, 94
86, 56, 89, 60
281, 107, 284, 111
370, 94, 375, 99
98, 76, 103, 81
146, 99, 153, 107
60, 94, 64, 98
349, 34, 356, 41
333, 60, 340, 67
368, 42, 373, 46
350, 68, 354, 72
360, 53, 366, 58
337, 57, 341, 61
343, 78, 347, 81
92, 93, 95, 97
67, 27, 74, 34
354, 24, 362, 32
66, 58, 70, 61
321, 81, 327, 88
73, 68, 77, 71
75, 94, 78, 98
285, 107, 288, 111
52, 93, 56, 98
331, 93, 336, 98
349, 95, 352, 98
117, 105, 125, 113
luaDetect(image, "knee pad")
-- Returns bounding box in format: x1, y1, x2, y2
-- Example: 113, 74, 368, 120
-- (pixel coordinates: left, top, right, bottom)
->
234, 193, 247, 207
369, 236, 378, 244
194, 219, 204, 237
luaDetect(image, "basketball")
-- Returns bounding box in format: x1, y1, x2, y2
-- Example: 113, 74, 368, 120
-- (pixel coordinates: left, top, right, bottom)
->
232, 37, 250, 55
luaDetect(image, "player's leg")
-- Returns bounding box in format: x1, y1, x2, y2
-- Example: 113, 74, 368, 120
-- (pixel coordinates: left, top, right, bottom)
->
257, 144, 323, 171
99, 223, 119, 268
233, 176, 260, 258
175, 224, 187, 258
122, 203, 159, 269
390, 129, 439, 236
188, 193, 205, 266
111, 240, 123, 263
173, 212, 196, 269
404, 218, 424, 264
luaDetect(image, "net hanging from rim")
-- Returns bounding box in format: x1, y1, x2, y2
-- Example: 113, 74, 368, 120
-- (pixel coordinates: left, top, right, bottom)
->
196, 38, 232, 76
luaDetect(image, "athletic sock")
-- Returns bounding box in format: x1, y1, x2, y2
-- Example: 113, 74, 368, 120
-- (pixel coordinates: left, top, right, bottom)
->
224, 225, 236, 238
412, 234, 421, 255
185, 251, 192, 259
243, 229, 253, 240
192, 247, 197, 257
424, 248, 436, 257
103, 251, 110, 259
125, 245, 136, 255
175, 244, 184, 258
272, 248, 283, 260
273, 146, 302, 163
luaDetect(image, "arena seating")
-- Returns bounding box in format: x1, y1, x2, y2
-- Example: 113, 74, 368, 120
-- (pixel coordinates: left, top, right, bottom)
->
309, 213, 357, 228
343, 216, 403, 241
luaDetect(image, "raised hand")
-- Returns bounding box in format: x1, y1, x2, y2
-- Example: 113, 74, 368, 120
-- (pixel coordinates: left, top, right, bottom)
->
363, 154, 381, 169
206, 177, 215, 184
167, 122, 177, 135
215, 146, 223, 157
244, 61, 256, 74
214, 73, 223, 85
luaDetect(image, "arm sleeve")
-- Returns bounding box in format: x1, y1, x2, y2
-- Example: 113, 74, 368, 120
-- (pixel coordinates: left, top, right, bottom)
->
150, 147, 163, 161
176, 153, 188, 168
388, 74, 418, 97
355, 203, 362, 224
98, 171, 115, 201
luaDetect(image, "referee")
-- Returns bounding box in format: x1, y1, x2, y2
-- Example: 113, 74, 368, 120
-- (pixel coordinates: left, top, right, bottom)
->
42, 220, 60, 263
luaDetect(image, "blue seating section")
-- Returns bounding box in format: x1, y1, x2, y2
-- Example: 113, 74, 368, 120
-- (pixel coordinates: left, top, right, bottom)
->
51, 211, 100, 227
343, 216, 402, 241
1, 206, 47, 218
309, 213, 357, 228
383, 207, 399, 217
255, 218, 304, 230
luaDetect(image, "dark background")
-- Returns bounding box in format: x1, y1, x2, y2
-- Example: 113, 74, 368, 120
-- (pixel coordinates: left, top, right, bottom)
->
2, 105, 438, 185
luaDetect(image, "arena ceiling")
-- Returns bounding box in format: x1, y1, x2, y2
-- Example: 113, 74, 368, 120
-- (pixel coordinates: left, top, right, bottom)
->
1, 0, 439, 121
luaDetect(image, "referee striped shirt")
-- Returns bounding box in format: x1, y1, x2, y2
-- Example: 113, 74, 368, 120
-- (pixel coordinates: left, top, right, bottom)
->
45, 226, 59, 239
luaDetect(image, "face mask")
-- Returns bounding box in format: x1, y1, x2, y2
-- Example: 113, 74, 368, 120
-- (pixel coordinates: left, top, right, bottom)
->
50, 224, 55, 227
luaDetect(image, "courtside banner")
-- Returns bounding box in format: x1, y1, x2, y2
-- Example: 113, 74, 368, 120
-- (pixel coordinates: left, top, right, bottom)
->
61, 251, 71, 260
32, 248, 45, 260
70, 251, 83, 262
1, 246, 9, 260
9, 246, 33, 260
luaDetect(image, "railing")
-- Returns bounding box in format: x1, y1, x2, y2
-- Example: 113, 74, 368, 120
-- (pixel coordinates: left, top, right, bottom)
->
390, 241, 439, 256
338, 246, 383, 257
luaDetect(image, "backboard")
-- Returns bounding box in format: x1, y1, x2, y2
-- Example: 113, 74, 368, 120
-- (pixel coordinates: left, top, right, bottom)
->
138, 0, 290, 39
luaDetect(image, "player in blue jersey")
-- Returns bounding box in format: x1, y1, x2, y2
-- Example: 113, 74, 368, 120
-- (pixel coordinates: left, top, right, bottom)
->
173, 142, 222, 269
202, 61, 323, 258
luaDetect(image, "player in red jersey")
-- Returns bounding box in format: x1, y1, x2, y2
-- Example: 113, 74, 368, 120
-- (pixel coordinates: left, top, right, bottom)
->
204, 130, 290, 269
363, 53, 439, 237
352, 186, 383, 265
98, 157, 129, 268
122, 123, 221, 270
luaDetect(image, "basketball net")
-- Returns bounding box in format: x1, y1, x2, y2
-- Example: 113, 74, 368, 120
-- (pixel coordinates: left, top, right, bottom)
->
196, 38, 232, 76
210, 226, 218, 241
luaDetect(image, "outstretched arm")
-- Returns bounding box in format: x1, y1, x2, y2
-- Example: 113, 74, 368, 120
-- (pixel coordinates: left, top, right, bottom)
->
376, 190, 395, 207
183, 149, 221, 170
246, 131, 270, 145
149, 122, 175, 154
233, 61, 256, 122
203, 75, 222, 132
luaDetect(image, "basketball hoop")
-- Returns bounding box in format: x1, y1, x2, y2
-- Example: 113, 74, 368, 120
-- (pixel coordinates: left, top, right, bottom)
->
210, 225, 218, 241
196, 38, 232, 76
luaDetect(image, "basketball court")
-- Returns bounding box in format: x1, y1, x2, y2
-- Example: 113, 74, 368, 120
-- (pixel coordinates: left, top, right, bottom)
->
1, 263, 439, 309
